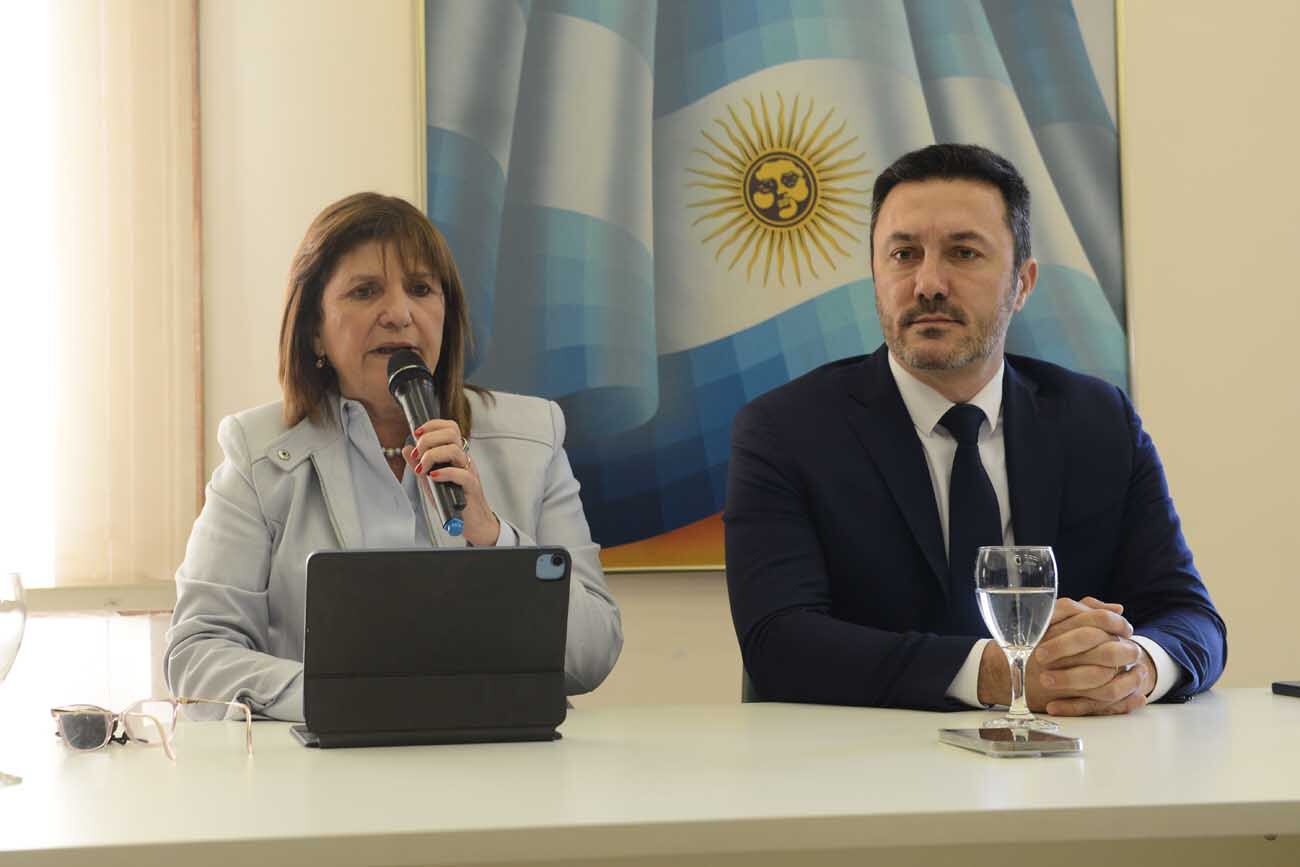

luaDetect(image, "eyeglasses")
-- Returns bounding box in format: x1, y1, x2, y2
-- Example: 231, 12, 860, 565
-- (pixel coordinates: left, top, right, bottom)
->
51, 697, 254, 760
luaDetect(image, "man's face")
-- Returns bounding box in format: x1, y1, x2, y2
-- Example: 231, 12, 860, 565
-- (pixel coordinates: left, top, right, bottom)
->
871, 179, 1034, 373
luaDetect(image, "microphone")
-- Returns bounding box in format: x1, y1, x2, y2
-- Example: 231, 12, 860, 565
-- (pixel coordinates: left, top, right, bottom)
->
386, 348, 466, 537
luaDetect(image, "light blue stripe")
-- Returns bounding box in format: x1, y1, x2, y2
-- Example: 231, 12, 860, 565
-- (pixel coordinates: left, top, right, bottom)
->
1006, 264, 1128, 391
982, 0, 1124, 323
532, 0, 657, 65
904, 0, 1012, 86
472, 207, 659, 439
981, 0, 1112, 129
567, 278, 883, 544
1029, 123, 1125, 323
426, 127, 507, 370
654, 0, 919, 116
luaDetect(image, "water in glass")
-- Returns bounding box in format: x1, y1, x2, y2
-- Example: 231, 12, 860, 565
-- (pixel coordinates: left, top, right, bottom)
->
975, 547, 1058, 732
977, 587, 1055, 652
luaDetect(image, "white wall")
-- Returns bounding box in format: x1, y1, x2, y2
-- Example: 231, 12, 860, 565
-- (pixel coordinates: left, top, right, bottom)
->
201, 0, 422, 465
200, 0, 1300, 706
1119, 0, 1300, 690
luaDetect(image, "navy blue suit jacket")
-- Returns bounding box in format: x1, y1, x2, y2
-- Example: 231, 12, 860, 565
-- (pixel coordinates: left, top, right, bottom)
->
724, 345, 1226, 710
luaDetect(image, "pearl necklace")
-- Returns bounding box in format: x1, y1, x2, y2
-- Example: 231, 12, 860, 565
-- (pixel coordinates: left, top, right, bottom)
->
381, 446, 404, 460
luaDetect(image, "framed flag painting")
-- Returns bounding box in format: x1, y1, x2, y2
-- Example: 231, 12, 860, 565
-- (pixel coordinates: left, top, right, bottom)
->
422, 0, 1125, 569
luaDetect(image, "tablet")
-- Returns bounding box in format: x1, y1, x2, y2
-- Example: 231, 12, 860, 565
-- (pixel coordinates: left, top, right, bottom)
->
296, 547, 571, 748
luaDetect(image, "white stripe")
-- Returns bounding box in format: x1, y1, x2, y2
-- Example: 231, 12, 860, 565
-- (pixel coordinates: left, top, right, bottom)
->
921, 77, 1096, 277
425, 0, 528, 171
1073, 0, 1118, 127
653, 59, 933, 354
504, 13, 654, 246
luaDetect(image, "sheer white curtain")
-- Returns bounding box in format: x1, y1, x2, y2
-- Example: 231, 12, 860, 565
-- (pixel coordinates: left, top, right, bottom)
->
0, 1, 200, 589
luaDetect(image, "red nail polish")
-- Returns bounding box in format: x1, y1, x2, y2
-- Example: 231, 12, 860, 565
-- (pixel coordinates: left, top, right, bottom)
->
413, 426, 423, 437
428, 469, 440, 477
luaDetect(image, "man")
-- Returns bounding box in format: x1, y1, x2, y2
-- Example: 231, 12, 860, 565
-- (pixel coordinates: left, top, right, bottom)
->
724, 144, 1225, 714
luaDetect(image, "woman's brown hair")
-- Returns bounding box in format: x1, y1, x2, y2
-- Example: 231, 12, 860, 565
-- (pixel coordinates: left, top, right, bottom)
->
278, 192, 484, 432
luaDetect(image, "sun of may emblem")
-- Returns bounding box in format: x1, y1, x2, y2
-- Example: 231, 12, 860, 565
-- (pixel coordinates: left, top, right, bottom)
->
688, 93, 871, 287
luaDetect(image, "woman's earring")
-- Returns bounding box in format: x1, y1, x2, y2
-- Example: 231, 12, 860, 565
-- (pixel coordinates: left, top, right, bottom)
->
315, 355, 327, 369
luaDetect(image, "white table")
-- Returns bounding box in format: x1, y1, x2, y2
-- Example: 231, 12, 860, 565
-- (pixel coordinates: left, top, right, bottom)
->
1, 689, 1297, 867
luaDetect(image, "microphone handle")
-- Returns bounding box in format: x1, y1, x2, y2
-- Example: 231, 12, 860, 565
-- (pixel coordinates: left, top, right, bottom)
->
394, 378, 466, 535
413, 473, 450, 542
427, 475, 466, 537
438, 477, 468, 511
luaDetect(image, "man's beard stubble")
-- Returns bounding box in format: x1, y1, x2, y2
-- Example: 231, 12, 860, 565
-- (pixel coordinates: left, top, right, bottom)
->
877, 282, 1018, 372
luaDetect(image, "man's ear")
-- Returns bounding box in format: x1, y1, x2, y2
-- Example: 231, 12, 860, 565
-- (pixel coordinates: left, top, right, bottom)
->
1013, 259, 1038, 311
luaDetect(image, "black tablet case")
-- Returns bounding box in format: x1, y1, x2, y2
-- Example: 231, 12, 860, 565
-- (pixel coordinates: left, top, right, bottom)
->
297, 547, 570, 748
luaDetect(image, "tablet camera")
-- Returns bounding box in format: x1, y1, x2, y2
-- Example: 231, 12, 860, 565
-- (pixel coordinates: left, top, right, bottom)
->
535, 552, 567, 581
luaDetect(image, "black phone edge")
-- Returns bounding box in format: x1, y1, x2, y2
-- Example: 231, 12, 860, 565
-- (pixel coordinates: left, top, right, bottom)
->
1271, 681, 1300, 698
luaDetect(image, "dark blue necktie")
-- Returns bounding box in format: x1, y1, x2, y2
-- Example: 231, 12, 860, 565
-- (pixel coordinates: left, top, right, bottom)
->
940, 404, 1001, 636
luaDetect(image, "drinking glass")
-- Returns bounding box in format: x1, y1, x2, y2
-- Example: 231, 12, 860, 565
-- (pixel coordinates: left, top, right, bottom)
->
0, 572, 26, 785
975, 546, 1058, 732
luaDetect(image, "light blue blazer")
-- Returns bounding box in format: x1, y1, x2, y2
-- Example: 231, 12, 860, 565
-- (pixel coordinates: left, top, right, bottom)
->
165, 390, 623, 721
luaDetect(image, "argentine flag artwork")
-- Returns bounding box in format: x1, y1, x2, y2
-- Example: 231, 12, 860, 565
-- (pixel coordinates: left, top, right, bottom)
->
423, 0, 1125, 568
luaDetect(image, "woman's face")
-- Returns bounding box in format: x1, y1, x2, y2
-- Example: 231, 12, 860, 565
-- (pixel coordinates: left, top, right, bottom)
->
313, 239, 445, 412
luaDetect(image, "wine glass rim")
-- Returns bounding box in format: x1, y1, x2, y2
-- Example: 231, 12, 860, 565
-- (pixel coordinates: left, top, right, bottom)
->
977, 545, 1053, 553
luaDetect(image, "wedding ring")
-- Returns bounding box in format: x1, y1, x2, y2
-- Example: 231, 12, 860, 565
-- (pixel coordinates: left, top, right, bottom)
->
460, 437, 470, 452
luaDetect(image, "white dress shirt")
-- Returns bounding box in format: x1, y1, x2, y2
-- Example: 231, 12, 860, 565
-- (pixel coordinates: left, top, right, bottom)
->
885, 354, 1182, 707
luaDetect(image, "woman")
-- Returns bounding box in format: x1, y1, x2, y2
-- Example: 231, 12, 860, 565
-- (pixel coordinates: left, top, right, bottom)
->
166, 193, 622, 720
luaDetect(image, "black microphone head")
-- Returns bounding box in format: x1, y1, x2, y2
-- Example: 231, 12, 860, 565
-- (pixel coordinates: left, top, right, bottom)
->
386, 348, 432, 397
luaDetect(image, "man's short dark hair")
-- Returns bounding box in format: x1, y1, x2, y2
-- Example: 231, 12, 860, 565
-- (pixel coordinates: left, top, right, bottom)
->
869, 143, 1032, 271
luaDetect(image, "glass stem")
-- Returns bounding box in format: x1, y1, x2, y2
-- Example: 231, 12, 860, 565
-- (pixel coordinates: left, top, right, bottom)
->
1007, 650, 1033, 720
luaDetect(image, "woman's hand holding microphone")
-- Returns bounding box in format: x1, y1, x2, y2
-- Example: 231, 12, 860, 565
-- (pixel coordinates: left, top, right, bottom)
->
403, 419, 500, 546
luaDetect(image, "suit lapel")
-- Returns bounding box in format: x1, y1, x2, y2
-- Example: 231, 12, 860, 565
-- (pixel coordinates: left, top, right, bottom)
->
310, 433, 364, 549
841, 347, 950, 597
1003, 360, 1063, 549
267, 411, 364, 550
